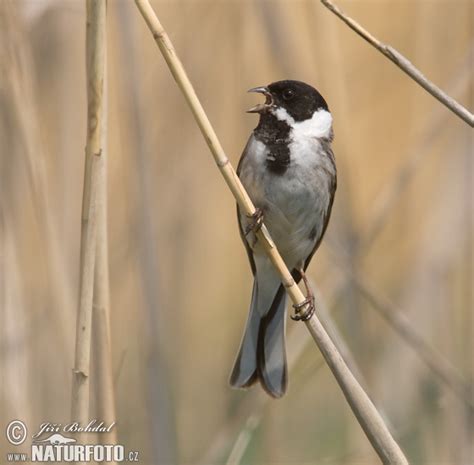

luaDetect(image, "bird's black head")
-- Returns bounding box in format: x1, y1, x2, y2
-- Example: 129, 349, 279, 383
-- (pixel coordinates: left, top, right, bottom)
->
247, 80, 329, 122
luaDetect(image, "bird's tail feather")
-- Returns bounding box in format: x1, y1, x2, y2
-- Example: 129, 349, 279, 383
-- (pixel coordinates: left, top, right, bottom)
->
229, 280, 260, 388
230, 278, 288, 398
257, 285, 287, 397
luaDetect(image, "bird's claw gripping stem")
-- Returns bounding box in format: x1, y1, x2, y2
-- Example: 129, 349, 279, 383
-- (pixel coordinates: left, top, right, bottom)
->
291, 295, 315, 321
244, 208, 264, 236
291, 270, 315, 321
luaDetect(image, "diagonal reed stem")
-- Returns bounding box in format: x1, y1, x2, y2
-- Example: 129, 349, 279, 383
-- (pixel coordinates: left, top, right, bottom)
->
134, 1, 409, 463
353, 277, 474, 411
320, 0, 474, 127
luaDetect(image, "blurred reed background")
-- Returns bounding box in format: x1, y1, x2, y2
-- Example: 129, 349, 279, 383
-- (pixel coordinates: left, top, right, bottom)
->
0, 0, 472, 464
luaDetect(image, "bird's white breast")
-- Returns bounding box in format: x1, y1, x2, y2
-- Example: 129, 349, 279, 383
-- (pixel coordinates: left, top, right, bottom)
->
239, 126, 334, 270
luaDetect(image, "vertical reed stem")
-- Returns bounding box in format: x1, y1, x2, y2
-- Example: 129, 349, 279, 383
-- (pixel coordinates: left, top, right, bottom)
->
71, 1, 107, 457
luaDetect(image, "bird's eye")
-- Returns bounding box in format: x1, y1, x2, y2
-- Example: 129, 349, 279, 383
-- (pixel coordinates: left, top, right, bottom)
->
282, 89, 294, 101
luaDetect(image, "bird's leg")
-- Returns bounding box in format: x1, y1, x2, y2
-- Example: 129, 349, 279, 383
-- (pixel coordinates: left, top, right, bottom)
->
291, 270, 315, 321
244, 207, 264, 236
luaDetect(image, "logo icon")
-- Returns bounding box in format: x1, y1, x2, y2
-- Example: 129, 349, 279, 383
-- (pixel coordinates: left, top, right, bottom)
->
33, 433, 77, 445
6, 420, 27, 446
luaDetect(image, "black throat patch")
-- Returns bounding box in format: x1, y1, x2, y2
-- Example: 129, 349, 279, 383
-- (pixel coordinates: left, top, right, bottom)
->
254, 114, 291, 176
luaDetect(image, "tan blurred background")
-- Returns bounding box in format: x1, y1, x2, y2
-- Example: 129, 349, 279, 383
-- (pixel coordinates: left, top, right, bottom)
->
1, 0, 472, 464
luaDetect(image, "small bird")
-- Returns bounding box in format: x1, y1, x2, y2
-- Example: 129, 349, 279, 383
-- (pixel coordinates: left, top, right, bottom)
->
230, 80, 337, 398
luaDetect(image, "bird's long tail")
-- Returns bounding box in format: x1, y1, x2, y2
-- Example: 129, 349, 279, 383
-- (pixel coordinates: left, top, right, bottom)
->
229, 268, 288, 398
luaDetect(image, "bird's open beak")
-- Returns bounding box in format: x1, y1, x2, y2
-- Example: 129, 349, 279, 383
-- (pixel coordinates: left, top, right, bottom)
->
246, 86, 273, 113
